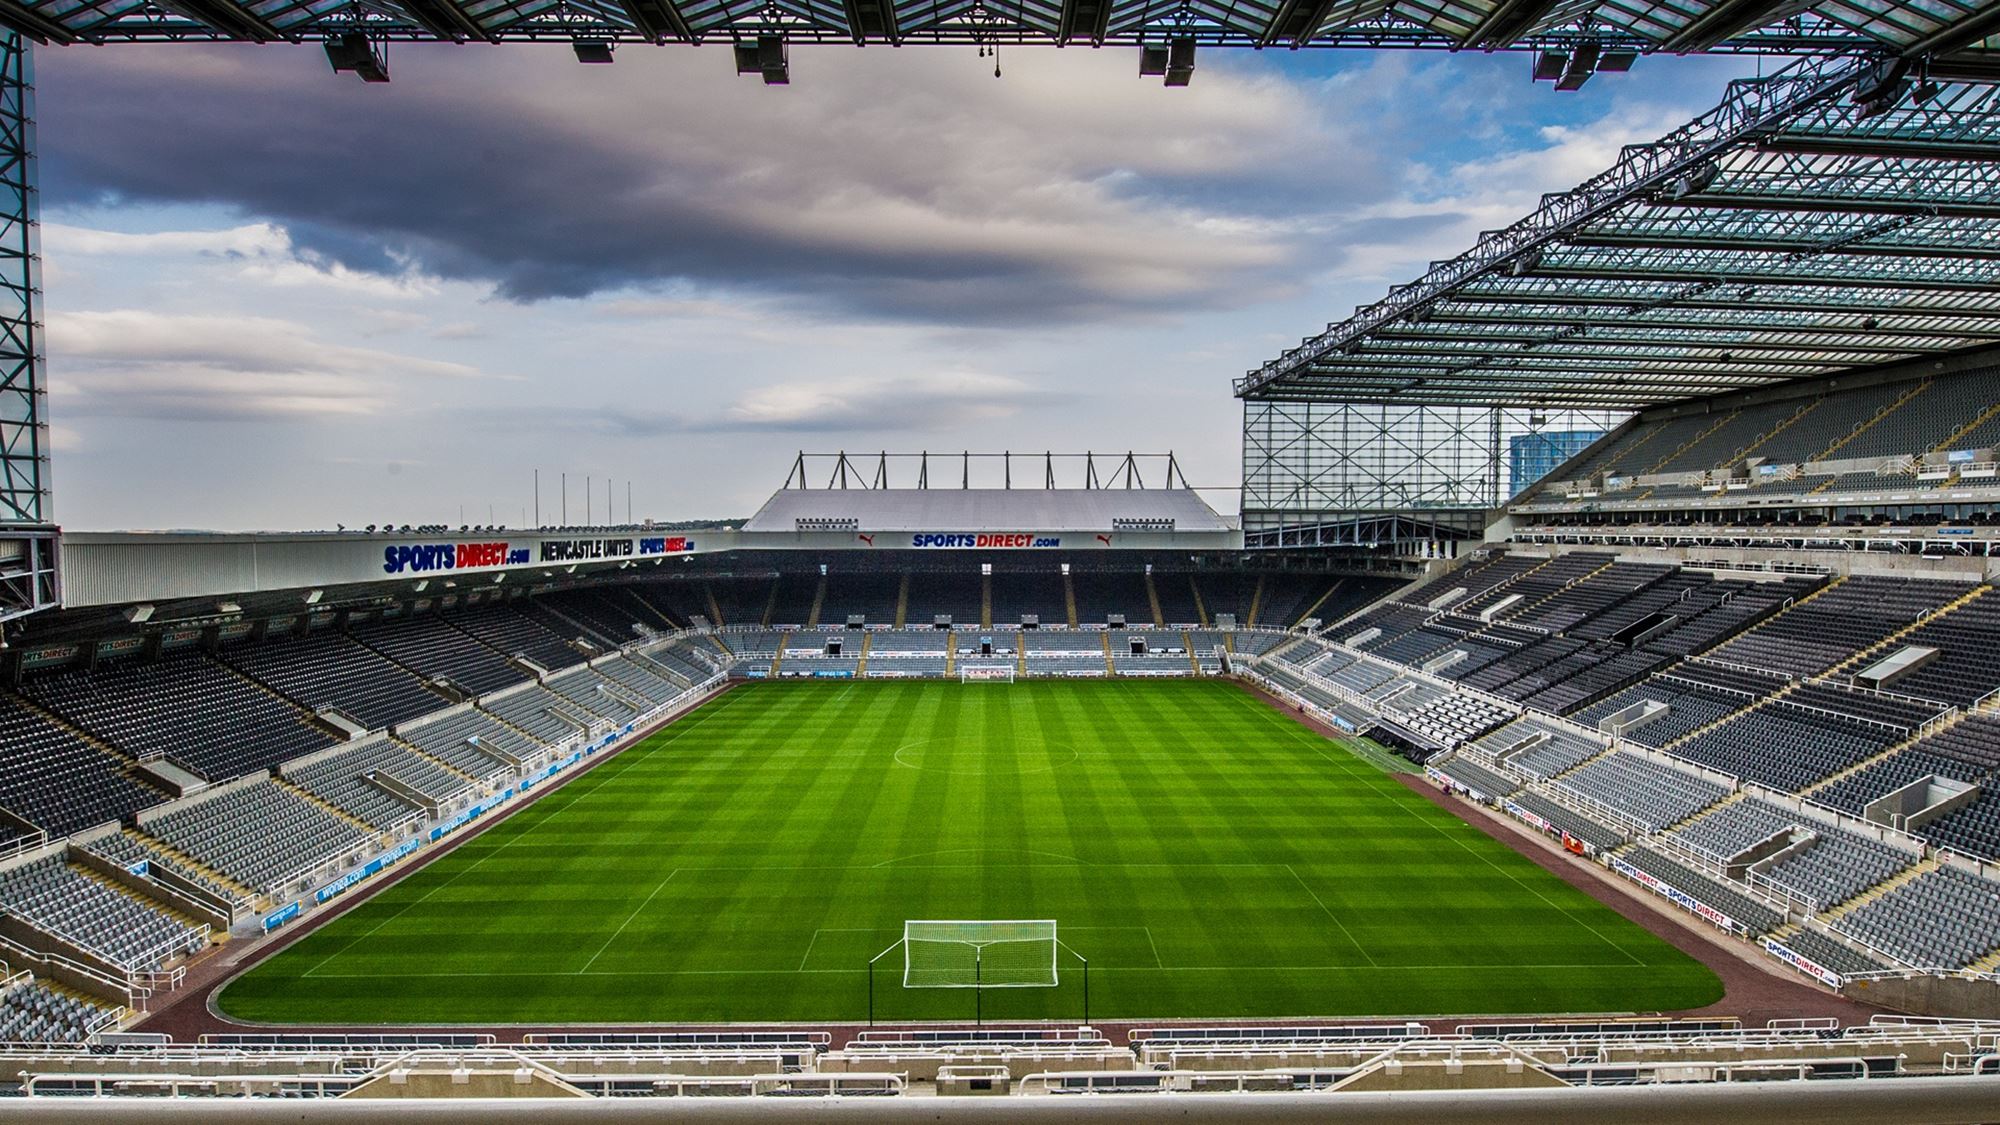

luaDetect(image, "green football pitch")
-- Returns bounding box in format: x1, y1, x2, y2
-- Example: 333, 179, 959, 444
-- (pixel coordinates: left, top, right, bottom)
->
217, 679, 1722, 1024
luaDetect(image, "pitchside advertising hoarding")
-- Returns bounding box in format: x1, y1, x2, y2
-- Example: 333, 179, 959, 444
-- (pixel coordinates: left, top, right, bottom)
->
382, 535, 697, 575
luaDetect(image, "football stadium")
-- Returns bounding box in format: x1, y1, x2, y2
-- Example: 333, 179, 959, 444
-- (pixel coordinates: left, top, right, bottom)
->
0, 4, 1994, 1121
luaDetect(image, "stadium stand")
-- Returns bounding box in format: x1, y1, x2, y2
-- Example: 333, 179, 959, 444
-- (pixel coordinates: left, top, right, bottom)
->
448, 603, 588, 671
1703, 576, 1967, 679
0, 696, 164, 839
1465, 718, 1602, 781
22, 653, 336, 783
479, 685, 595, 743
346, 613, 531, 696
0, 981, 119, 1043
0, 857, 205, 972
1553, 752, 1728, 833
284, 741, 472, 829
1835, 864, 2000, 970
821, 573, 904, 625
1068, 571, 1151, 625
393, 709, 536, 780
223, 631, 448, 732
140, 781, 372, 893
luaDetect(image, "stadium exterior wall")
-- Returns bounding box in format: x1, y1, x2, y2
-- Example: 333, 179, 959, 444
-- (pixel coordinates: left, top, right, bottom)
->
58, 526, 1242, 609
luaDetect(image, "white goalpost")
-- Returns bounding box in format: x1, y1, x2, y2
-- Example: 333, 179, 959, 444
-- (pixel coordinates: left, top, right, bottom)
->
959, 665, 1016, 684
901, 919, 1059, 988
867, 919, 1086, 1026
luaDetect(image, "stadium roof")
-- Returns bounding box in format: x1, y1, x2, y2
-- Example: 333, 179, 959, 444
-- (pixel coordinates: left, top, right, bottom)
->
1236, 51, 2000, 411
741, 488, 1234, 532
8, 0, 1999, 51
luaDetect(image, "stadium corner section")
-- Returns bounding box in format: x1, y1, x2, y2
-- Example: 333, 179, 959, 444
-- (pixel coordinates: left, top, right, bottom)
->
142, 678, 737, 1035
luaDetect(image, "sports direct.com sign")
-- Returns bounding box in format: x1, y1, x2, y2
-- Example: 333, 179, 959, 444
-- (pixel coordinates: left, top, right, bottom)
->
909, 534, 1062, 549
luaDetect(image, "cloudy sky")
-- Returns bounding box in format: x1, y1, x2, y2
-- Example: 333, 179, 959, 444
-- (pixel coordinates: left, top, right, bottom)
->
37, 43, 1754, 530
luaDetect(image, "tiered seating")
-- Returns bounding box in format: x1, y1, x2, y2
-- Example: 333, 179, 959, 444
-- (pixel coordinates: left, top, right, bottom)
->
545, 668, 641, 723
641, 644, 719, 685
856, 631, 948, 677
286, 742, 469, 829
1861, 593, 2000, 707
1879, 717, 2000, 860
1836, 865, 2000, 970
23, 654, 335, 783
347, 614, 529, 697
1705, 576, 1964, 679
1465, 552, 1612, 620
821, 573, 904, 624
597, 656, 683, 706
1673, 799, 1798, 862
1812, 747, 1983, 818
1638, 578, 1817, 658
1553, 752, 1728, 832
1151, 575, 1202, 625
1386, 693, 1512, 749
904, 573, 982, 624
1780, 927, 1890, 976
1620, 846, 1786, 933
987, 572, 1066, 624
1511, 562, 1672, 634
1022, 632, 1107, 676
1465, 718, 1600, 780
707, 578, 776, 627
1331, 604, 1433, 651
1673, 702, 1903, 792
1761, 827, 1913, 909
0, 697, 163, 837
528, 588, 665, 647
1520, 648, 1673, 716
764, 576, 818, 626
395, 710, 537, 779
0, 981, 119, 1042
1510, 792, 1624, 850
1390, 552, 1546, 612
480, 686, 594, 743
449, 604, 586, 670
142, 781, 371, 892
1437, 754, 1520, 797
226, 631, 445, 731
1069, 572, 1151, 624
1785, 682, 1945, 731
0, 857, 204, 971
77, 833, 237, 905
1229, 632, 1290, 657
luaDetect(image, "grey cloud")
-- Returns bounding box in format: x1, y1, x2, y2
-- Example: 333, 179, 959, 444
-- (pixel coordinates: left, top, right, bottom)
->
38, 47, 1388, 325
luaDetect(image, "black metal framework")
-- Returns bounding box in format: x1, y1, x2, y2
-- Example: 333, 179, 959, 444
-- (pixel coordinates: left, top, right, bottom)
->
1237, 52, 2000, 409
0, 31, 53, 623
0, 0, 1993, 54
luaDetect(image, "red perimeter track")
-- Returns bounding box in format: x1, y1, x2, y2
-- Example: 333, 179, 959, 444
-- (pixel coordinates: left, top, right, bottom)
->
132, 679, 1880, 1046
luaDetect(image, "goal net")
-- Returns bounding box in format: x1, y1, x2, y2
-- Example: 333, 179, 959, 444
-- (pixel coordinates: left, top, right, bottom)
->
903, 920, 1058, 988
960, 665, 1016, 684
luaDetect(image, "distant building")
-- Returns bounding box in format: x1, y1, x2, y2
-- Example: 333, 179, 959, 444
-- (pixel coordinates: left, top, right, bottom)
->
1510, 431, 1604, 497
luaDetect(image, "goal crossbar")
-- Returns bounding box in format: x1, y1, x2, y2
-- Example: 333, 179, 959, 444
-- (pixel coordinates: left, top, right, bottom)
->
960, 665, 1016, 683
902, 919, 1057, 988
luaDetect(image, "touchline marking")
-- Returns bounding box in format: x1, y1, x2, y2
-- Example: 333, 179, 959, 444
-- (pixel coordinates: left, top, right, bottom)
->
577, 868, 681, 974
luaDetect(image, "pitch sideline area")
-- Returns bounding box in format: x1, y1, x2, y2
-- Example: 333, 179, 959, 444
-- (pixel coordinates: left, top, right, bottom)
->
215, 680, 1720, 1025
